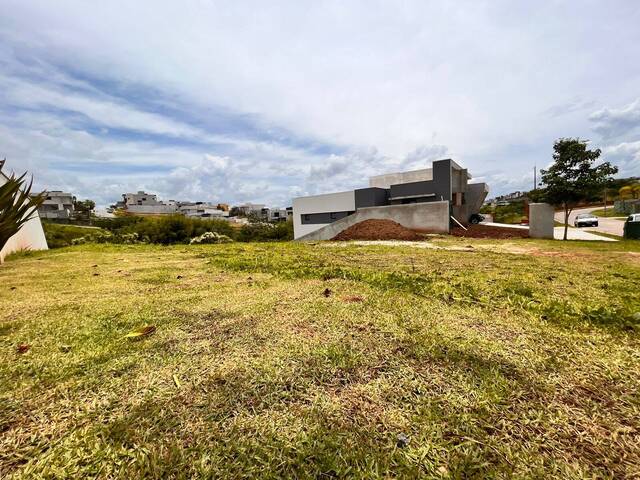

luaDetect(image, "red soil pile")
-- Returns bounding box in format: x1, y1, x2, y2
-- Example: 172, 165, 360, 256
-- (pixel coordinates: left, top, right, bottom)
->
450, 224, 529, 239
332, 219, 423, 241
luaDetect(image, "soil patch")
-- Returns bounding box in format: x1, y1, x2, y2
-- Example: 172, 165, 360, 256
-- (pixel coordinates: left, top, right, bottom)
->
332, 219, 424, 241
450, 224, 529, 239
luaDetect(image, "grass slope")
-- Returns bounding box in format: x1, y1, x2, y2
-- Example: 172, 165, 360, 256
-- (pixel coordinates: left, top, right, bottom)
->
1, 238, 639, 478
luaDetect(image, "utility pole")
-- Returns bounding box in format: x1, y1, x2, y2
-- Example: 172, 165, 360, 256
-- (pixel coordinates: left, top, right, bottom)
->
604, 188, 607, 215
533, 165, 537, 191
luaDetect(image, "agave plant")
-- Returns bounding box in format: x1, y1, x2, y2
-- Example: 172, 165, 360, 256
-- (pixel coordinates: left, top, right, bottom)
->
0, 166, 45, 261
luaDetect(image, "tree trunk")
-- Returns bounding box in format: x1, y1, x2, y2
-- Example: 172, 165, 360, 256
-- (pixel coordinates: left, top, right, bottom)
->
563, 204, 569, 241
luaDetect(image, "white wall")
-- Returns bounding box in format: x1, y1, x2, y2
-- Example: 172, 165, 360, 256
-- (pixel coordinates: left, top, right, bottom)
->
292, 190, 355, 239
0, 173, 48, 262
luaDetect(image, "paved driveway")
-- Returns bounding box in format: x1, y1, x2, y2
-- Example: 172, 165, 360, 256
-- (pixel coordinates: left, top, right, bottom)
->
554, 206, 625, 237
481, 221, 616, 241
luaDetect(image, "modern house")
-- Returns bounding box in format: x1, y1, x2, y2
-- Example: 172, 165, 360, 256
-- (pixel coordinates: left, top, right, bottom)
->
292, 158, 488, 240
0, 160, 48, 262
38, 191, 75, 219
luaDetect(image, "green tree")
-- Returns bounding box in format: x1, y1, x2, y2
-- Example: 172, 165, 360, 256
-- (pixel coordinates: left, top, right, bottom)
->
539, 138, 618, 240
0, 167, 45, 262
73, 199, 96, 221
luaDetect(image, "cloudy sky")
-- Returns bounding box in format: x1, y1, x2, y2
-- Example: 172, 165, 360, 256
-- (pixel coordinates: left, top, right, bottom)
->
1, 1, 639, 207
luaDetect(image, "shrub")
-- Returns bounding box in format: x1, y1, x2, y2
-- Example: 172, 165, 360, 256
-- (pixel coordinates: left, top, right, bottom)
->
237, 220, 293, 242
71, 232, 143, 245
43, 223, 107, 248
189, 231, 233, 244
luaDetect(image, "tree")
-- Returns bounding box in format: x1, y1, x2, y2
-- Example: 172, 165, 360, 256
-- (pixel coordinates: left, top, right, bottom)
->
539, 138, 618, 240
619, 185, 633, 199
73, 198, 96, 221
0, 168, 45, 262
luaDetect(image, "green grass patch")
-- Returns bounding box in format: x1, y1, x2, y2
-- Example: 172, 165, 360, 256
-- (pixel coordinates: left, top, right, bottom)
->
1, 239, 639, 478
590, 208, 627, 219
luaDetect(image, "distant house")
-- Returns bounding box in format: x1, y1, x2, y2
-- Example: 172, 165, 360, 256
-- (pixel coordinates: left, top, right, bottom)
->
38, 191, 75, 219
0, 160, 48, 262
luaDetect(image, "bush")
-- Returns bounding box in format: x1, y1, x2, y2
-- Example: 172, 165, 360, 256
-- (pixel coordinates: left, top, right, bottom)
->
43, 223, 108, 248
71, 232, 143, 245
189, 231, 233, 244
236, 220, 293, 242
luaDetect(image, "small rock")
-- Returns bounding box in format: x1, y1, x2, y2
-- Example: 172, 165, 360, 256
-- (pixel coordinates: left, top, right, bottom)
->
323, 288, 332, 297
17, 344, 30, 354
396, 433, 410, 448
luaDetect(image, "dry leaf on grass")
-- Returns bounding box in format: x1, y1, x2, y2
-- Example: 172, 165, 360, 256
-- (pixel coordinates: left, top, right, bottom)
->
343, 296, 364, 303
123, 325, 157, 339
16, 343, 30, 354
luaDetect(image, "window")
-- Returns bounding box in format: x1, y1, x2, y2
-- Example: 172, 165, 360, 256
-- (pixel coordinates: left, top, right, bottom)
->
330, 212, 337, 220
303, 214, 310, 222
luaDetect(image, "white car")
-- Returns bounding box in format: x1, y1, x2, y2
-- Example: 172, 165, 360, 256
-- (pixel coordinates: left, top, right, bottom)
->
574, 213, 599, 228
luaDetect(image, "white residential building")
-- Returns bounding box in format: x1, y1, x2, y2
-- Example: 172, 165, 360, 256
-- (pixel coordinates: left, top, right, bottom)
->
38, 191, 75, 219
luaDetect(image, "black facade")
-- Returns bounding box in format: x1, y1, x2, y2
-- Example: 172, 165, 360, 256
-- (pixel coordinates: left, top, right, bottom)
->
301, 210, 354, 224
354, 187, 389, 208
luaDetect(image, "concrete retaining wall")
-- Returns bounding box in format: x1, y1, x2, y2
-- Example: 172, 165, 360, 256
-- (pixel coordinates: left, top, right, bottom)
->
295, 201, 450, 241
529, 203, 555, 239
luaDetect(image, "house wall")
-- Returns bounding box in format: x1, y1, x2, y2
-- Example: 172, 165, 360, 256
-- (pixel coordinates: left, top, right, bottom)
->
295, 201, 450, 241
354, 187, 389, 208
292, 190, 356, 239
126, 204, 179, 215
369, 168, 433, 189
0, 172, 48, 262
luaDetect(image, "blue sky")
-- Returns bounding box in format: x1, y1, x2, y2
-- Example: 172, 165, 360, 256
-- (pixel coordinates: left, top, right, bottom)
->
1, 0, 639, 207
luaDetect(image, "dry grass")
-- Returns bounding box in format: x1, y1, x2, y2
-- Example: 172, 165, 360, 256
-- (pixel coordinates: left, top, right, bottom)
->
1, 238, 639, 478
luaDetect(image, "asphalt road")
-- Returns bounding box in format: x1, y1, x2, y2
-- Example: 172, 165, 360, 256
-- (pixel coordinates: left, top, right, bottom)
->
554, 206, 625, 237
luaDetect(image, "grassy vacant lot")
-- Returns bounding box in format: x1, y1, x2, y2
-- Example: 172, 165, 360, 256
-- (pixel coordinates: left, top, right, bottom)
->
1, 238, 639, 478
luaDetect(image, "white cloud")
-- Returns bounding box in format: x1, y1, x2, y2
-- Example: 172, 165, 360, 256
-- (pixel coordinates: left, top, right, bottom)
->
589, 98, 640, 139
1, 0, 640, 204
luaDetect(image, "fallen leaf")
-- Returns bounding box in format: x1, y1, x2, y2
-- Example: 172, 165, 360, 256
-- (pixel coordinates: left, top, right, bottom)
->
173, 374, 181, 388
343, 296, 364, 303
93, 273, 100, 276
323, 288, 332, 297
176, 275, 183, 279
123, 325, 157, 339
10, 286, 16, 290
17, 344, 30, 354
92, 264, 98, 268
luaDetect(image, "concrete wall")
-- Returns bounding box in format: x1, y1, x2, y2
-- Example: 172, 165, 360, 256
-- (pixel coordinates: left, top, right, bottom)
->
126, 204, 179, 215
295, 201, 450, 241
529, 203, 555, 239
369, 168, 433, 189
292, 190, 356, 239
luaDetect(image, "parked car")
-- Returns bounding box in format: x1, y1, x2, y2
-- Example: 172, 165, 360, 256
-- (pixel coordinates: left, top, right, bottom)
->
574, 213, 599, 228
469, 213, 485, 224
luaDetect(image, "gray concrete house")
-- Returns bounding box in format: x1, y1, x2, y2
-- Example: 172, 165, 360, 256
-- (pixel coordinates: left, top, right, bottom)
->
292, 159, 488, 240
38, 191, 75, 219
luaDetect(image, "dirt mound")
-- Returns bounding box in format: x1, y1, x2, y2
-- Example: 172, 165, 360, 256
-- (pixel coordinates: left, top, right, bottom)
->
450, 224, 529, 239
332, 219, 423, 241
